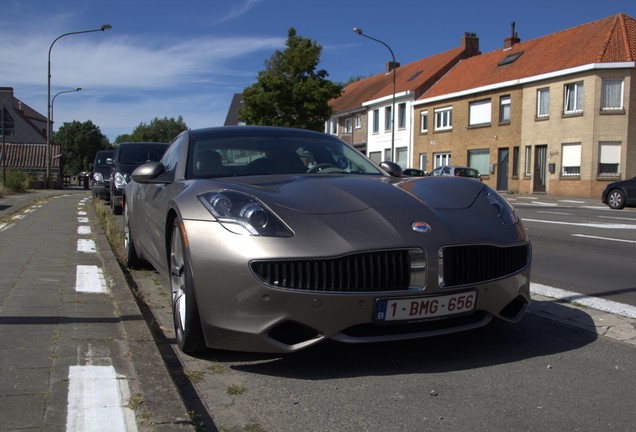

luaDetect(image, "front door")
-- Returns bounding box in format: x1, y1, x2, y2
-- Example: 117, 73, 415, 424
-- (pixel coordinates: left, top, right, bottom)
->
497, 148, 509, 191
533, 145, 547, 193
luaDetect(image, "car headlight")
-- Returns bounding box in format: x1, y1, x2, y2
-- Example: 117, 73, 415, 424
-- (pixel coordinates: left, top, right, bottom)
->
114, 172, 127, 189
483, 186, 519, 225
93, 172, 103, 183
198, 191, 292, 237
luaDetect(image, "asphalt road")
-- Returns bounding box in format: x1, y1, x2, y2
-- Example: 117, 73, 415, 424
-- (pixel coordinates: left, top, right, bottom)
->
508, 195, 636, 306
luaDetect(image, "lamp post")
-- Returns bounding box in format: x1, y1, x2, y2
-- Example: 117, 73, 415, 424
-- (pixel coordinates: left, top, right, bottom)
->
353, 27, 397, 163
51, 87, 82, 130
46, 24, 112, 184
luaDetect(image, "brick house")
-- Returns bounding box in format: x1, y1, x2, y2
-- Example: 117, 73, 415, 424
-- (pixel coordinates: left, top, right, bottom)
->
413, 14, 636, 197
327, 33, 480, 167
1, 87, 61, 186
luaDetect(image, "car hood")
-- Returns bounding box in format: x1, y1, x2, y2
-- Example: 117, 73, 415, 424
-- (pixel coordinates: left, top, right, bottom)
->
191, 175, 485, 214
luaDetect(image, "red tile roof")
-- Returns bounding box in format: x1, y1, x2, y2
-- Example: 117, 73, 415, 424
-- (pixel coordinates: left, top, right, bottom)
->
421, 13, 636, 100
3, 143, 60, 169
331, 34, 479, 113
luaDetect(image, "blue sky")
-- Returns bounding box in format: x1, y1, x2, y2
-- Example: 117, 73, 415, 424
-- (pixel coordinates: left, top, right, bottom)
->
2, 0, 635, 143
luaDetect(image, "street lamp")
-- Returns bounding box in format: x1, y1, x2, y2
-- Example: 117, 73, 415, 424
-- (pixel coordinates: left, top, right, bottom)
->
353, 27, 397, 163
46, 24, 112, 184
51, 87, 82, 131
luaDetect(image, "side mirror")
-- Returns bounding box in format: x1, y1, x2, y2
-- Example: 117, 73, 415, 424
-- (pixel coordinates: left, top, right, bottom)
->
105, 157, 114, 166
131, 162, 166, 183
379, 161, 403, 177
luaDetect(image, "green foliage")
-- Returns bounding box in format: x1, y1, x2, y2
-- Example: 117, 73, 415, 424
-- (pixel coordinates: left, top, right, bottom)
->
239, 28, 342, 131
55, 120, 111, 174
4, 170, 31, 193
114, 116, 187, 144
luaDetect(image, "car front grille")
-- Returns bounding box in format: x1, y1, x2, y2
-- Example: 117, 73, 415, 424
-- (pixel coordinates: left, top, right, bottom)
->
250, 250, 412, 292
440, 244, 530, 287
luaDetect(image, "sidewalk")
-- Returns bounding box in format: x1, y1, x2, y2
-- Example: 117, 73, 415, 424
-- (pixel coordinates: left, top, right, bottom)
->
0, 189, 195, 431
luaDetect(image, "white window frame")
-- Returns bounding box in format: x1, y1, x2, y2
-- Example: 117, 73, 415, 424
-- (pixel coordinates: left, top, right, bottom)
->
561, 143, 581, 176
344, 118, 352, 134
372, 109, 379, 134
598, 141, 621, 177
499, 95, 511, 123
468, 149, 490, 175
524, 145, 532, 176
398, 102, 406, 130
355, 113, 362, 129
537, 88, 550, 118
564, 81, 584, 114
469, 99, 491, 126
420, 110, 428, 133
434, 107, 452, 131
601, 79, 624, 111
434, 152, 451, 168
384, 106, 393, 132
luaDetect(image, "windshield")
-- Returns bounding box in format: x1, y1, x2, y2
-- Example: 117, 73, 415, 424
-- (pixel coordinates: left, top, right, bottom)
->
187, 130, 383, 179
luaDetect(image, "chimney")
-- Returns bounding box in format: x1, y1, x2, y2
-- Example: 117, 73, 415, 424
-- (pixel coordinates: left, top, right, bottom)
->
386, 61, 400, 73
504, 21, 521, 48
462, 32, 480, 57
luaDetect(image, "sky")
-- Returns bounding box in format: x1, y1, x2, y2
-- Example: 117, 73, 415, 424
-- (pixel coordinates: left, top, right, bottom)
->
2, 0, 635, 143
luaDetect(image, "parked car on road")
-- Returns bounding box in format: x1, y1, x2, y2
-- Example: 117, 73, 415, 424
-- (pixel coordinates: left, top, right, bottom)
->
403, 168, 427, 176
91, 149, 114, 200
124, 126, 531, 354
77, 171, 91, 189
429, 165, 482, 180
107, 142, 168, 214
602, 176, 636, 209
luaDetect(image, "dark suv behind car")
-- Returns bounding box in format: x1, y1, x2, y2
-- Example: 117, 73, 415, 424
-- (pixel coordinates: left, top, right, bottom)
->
91, 149, 114, 200
107, 142, 168, 214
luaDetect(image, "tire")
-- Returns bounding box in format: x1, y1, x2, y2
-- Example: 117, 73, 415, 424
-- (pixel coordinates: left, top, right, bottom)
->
607, 189, 626, 210
170, 220, 206, 354
123, 204, 142, 269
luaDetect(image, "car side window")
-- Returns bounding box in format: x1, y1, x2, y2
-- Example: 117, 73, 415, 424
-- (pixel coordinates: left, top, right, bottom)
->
161, 136, 183, 174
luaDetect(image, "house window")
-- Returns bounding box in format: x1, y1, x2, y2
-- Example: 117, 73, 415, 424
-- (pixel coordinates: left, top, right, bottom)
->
398, 103, 406, 129
469, 99, 491, 126
601, 79, 623, 111
384, 148, 392, 162
419, 153, 427, 172
468, 149, 490, 175
598, 142, 621, 177
344, 118, 352, 134
420, 110, 428, 133
372, 109, 379, 133
512, 146, 520, 177
537, 88, 550, 118
499, 95, 511, 123
434, 152, 451, 168
368, 151, 381, 164
434, 107, 452, 131
524, 146, 532, 176
384, 106, 393, 131
564, 82, 583, 114
561, 143, 581, 176
329, 120, 337, 135
1, 108, 15, 136
355, 114, 362, 128
396, 147, 408, 168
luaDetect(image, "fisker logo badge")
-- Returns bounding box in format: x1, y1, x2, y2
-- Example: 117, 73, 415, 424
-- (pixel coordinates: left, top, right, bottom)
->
412, 221, 431, 233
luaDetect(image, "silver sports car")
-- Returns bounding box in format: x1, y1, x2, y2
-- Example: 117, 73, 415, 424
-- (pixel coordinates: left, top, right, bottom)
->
124, 126, 531, 354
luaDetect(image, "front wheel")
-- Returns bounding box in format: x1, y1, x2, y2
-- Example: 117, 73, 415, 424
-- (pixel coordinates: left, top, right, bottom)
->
607, 189, 625, 209
170, 220, 206, 354
123, 204, 142, 268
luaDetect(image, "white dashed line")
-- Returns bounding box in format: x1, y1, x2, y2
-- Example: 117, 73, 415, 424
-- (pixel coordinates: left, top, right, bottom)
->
78, 217, 89, 223
77, 239, 97, 253
75, 265, 107, 293
78, 226, 92, 235
572, 234, 636, 244
66, 365, 137, 432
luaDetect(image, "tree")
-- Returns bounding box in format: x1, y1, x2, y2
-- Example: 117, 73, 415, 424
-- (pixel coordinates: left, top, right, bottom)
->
239, 28, 342, 131
55, 120, 111, 174
114, 116, 188, 144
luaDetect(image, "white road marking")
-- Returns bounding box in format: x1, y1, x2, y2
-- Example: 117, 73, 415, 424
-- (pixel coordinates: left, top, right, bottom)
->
537, 211, 571, 216
78, 211, 87, 216
558, 200, 585, 204
78, 217, 89, 223
599, 215, 636, 222
523, 218, 636, 229
75, 265, 107, 293
77, 239, 97, 253
78, 226, 92, 235
572, 234, 636, 244
531, 283, 636, 319
66, 365, 138, 432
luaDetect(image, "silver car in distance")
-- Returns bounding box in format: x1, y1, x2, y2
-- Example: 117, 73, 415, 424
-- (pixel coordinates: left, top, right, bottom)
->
124, 126, 531, 354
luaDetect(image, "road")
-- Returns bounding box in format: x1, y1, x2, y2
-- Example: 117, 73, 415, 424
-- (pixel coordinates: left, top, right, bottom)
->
117, 193, 636, 432
507, 195, 636, 306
